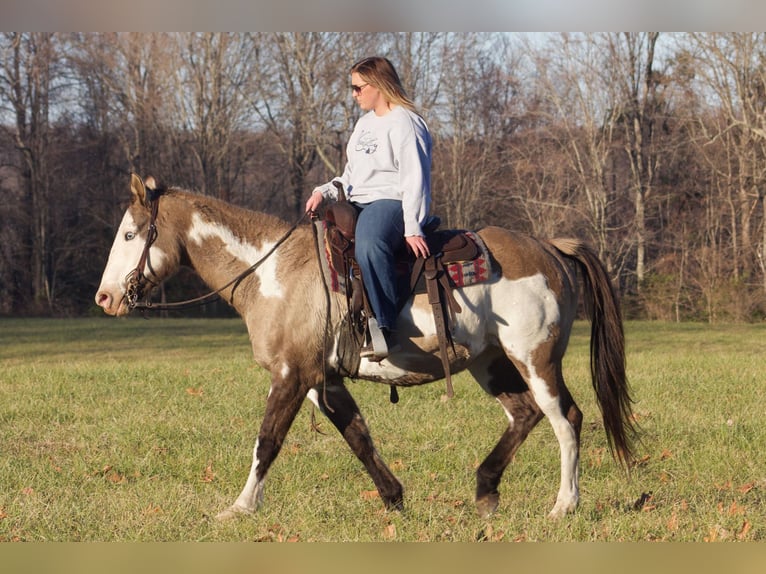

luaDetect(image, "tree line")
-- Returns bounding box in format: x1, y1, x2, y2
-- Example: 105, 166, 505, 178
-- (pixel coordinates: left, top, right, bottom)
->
1, 32, 764, 321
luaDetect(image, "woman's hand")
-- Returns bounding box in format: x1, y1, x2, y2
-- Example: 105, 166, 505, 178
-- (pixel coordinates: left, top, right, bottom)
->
405, 235, 430, 259
305, 189, 324, 213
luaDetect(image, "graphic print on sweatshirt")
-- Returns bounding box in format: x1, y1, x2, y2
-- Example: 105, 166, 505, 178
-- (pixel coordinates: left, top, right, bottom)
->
355, 130, 378, 155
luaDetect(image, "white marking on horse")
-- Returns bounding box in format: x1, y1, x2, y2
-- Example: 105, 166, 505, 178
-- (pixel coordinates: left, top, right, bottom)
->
306, 389, 320, 409
524, 362, 579, 517
99, 210, 167, 291
230, 438, 266, 514
188, 213, 284, 299
492, 273, 560, 362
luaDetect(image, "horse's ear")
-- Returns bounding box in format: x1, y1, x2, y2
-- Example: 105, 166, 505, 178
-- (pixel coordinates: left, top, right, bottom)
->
130, 173, 148, 207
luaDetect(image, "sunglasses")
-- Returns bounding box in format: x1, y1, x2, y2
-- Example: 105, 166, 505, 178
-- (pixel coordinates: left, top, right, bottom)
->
351, 83, 369, 94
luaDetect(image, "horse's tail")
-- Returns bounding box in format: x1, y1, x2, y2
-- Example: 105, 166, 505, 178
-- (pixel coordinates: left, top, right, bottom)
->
549, 238, 637, 469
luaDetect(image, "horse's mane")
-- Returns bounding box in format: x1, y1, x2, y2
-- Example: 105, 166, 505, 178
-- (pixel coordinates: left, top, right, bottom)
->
166, 186, 294, 236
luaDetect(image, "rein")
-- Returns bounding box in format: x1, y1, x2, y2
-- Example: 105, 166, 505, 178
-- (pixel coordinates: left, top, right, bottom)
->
126, 191, 309, 313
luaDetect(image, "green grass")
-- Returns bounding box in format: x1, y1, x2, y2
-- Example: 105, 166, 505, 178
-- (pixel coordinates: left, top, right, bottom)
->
0, 318, 764, 541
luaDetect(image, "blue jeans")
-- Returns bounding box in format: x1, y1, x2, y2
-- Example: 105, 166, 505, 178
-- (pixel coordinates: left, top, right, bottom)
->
353, 200, 405, 331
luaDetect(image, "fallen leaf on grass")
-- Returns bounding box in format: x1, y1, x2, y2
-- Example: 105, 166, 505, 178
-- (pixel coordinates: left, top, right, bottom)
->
588, 447, 606, 468
0, 508, 7, 520
201, 461, 216, 483
107, 470, 126, 484
667, 511, 679, 531
276, 532, 300, 542
476, 524, 506, 542
629, 411, 649, 423
632, 454, 651, 467
714, 480, 732, 491
738, 482, 755, 494
704, 525, 730, 542
186, 387, 204, 397
361, 489, 380, 501
724, 501, 745, 516
737, 520, 752, 540
383, 523, 396, 540
21, 487, 35, 496
659, 449, 673, 460
97, 465, 126, 484
254, 523, 301, 542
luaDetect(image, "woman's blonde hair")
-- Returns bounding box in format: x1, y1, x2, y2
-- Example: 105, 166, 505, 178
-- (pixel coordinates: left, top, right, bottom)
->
351, 56, 417, 113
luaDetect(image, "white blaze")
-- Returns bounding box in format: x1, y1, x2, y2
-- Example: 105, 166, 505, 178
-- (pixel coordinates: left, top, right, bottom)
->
98, 210, 167, 292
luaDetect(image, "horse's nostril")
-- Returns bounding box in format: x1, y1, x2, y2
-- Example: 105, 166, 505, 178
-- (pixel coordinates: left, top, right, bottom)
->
96, 292, 110, 308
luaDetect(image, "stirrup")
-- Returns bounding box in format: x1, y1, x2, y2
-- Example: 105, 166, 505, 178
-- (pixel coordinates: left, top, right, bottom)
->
361, 317, 389, 361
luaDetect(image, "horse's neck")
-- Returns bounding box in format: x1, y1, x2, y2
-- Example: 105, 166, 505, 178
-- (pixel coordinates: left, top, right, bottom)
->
178, 196, 294, 307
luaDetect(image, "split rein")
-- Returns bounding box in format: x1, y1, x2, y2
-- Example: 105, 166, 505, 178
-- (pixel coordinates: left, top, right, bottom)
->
124, 191, 336, 414
125, 189, 310, 313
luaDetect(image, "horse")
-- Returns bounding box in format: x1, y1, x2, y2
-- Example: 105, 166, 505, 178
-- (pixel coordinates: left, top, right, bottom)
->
95, 173, 637, 520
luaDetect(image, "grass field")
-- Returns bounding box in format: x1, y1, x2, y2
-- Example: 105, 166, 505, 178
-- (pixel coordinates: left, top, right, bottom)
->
0, 318, 764, 542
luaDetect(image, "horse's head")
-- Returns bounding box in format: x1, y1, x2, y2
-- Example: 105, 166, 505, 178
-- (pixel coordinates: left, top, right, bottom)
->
95, 173, 178, 316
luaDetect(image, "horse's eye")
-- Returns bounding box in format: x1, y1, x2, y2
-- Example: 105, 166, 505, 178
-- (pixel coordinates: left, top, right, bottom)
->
125, 231, 136, 241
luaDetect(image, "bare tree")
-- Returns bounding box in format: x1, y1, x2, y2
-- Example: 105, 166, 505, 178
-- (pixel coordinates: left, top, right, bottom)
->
527, 33, 625, 274
603, 32, 668, 290
684, 33, 766, 297
0, 33, 62, 312
168, 33, 256, 201
70, 33, 175, 176
431, 33, 519, 229
378, 32, 445, 114
240, 32, 353, 218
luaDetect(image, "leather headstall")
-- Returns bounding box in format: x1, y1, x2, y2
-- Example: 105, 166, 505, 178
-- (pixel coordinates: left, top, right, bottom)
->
126, 186, 164, 310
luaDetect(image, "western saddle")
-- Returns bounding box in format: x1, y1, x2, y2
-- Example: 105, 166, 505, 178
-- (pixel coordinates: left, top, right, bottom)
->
322, 182, 483, 400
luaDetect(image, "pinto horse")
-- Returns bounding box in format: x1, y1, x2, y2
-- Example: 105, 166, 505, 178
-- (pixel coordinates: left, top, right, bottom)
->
95, 174, 637, 520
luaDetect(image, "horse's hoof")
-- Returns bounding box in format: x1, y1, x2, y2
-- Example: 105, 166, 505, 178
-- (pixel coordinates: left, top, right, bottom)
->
215, 505, 251, 521
547, 499, 577, 519
476, 494, 499, 518
384, 497, 405, 512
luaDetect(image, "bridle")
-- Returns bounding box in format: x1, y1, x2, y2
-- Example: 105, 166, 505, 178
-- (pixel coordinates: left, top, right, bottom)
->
124, 187, 309, 312
125, 187, 162, 310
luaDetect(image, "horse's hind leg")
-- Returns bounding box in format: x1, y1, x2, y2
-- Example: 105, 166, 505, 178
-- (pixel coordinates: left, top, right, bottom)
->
308, 381, 404, 511
471, 349, 583, 518
528, 360, 583, 518
546, 376, 583, 518
470, 351, 544, 518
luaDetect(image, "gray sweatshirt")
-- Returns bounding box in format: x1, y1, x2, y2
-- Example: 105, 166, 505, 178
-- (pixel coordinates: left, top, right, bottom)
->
314, 105, 432, 237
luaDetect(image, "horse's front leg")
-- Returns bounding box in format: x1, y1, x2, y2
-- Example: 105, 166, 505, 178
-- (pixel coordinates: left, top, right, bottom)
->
308, 382, 404, 511
217, 370, 306, 520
